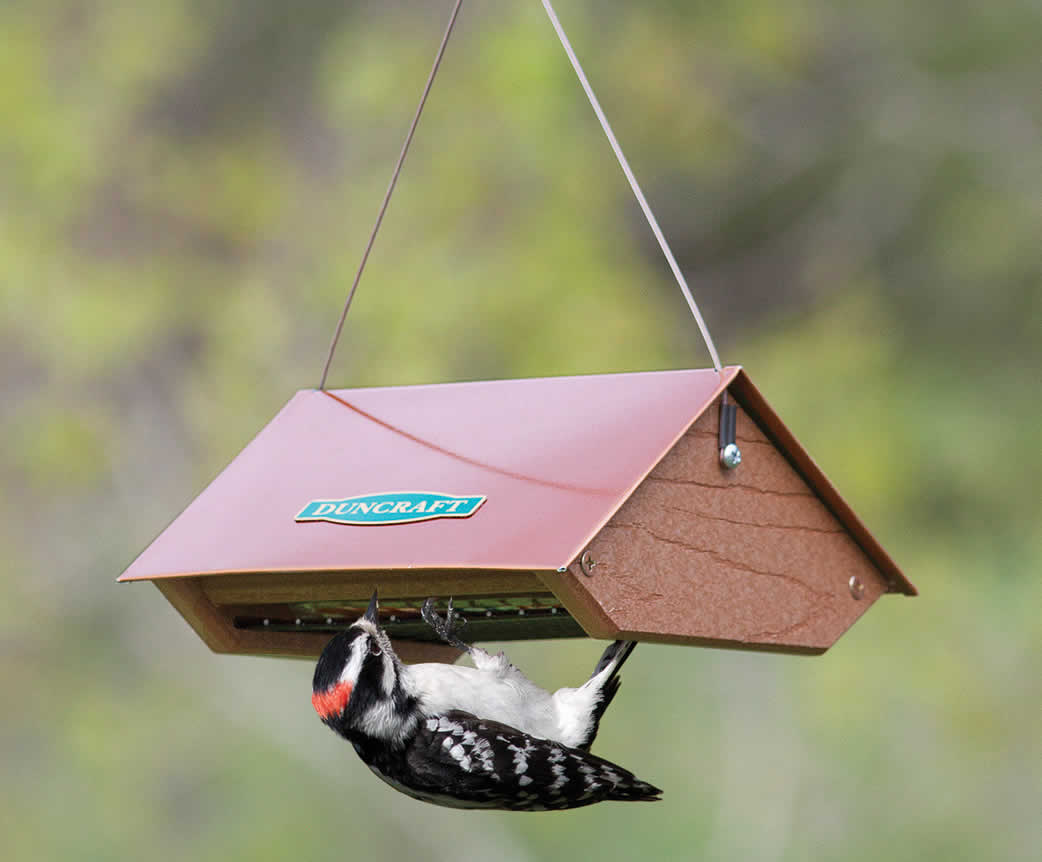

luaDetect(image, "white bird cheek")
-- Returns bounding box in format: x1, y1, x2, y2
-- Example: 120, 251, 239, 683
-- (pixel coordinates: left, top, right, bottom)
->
339, 640, 366, 686
381, 652, 396, 697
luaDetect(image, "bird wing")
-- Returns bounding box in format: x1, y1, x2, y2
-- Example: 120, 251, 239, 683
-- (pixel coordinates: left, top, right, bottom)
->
396, 711, 661, 811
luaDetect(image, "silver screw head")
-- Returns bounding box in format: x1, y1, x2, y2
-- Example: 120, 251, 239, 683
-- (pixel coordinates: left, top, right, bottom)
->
720, 443, 742, 469
849, 575, 865, 600
580, 550, 597, 576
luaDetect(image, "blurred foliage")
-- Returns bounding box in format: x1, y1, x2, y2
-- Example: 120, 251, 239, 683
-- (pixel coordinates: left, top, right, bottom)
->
1, 1, 1039, 860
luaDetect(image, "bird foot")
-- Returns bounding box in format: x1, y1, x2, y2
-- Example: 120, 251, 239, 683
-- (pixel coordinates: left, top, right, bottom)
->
420, 597, 470, 651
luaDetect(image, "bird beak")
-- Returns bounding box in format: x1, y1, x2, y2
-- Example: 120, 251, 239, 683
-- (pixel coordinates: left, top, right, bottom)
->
363, 589, 379, 624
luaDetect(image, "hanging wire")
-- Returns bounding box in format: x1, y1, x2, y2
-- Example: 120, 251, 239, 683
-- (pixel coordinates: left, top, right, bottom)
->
539, 0, 723, 375
318, 0, 465, 390
319, 0, 722, 386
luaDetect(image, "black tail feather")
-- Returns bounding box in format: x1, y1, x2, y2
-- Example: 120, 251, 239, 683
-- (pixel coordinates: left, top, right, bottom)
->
588, 639, 637, 680
578, 640, 638, 751
612, 779, 663, 802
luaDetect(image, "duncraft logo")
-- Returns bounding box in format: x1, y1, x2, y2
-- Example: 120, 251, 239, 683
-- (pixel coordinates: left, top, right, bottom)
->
296, 492, 486, 526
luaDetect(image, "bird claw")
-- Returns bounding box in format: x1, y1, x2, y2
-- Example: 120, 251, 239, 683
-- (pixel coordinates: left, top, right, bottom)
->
421, 597, 470, 651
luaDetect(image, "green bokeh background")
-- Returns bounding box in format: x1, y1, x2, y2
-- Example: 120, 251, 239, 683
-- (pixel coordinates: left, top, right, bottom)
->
2, 2, 1039, 860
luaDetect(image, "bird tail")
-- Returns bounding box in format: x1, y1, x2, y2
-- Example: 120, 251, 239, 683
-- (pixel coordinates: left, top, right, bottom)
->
577, 640, 637, 751
610, 778, 663, 803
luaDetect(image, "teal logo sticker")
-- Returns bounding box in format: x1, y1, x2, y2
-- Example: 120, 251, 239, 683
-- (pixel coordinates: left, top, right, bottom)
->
296, 492, 486, 526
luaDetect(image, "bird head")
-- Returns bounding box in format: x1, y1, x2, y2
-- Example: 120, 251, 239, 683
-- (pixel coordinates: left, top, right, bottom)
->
311, 590, 404, 737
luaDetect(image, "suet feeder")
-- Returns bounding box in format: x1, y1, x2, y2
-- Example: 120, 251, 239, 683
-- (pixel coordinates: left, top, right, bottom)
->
118, 366, 915, 662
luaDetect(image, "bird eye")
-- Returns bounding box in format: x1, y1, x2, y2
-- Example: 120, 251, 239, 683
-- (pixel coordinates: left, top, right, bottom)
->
369, 640, 382, 656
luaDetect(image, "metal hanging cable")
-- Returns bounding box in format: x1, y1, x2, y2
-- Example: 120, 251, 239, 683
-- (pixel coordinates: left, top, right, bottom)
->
539, 0, 723, 375
319, 0, 722, 387
318, 0, 465, 390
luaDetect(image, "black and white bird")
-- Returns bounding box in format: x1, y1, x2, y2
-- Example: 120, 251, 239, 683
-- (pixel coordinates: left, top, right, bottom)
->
311, 592, 661, 811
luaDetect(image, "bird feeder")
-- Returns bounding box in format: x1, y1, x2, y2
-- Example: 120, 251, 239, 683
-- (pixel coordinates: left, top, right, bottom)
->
118, 366, 915, 662
119, 2, 915, 662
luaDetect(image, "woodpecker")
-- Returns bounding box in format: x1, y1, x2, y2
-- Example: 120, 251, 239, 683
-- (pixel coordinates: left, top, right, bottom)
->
311, 592, 661, 810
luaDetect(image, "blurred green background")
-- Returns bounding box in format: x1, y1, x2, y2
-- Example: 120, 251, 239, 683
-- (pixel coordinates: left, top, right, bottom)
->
2, 1, 1039, 860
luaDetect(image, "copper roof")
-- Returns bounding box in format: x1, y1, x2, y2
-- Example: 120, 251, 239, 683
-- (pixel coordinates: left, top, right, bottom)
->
119, 366, 913, 597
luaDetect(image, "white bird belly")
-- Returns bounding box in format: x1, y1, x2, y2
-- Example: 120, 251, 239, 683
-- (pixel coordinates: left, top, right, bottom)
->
406, 663, 567, 742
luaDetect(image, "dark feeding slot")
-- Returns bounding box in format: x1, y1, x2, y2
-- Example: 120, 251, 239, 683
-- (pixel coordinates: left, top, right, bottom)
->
229, 596, 586, 642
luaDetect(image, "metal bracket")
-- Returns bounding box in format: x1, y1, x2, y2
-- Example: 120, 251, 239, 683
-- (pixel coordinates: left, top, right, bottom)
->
719, 395, 741, 469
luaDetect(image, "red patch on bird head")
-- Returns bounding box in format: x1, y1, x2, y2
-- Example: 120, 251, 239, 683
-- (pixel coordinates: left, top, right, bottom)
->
312, 681, 353, 720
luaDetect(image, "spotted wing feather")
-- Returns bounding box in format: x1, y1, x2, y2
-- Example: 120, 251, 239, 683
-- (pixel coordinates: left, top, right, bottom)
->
353, 710, 661, 811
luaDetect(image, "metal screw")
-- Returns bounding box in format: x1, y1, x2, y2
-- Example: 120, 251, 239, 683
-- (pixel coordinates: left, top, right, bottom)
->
848, 575, 865, 600
720, 443, 742, 469
580, 550, 597, 576
295, 618, 302, 626
326, 617, 333, 625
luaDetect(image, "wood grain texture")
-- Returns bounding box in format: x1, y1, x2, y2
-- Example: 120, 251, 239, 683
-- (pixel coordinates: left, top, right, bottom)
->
730, 370, 914, 595
549, 400, 887, 654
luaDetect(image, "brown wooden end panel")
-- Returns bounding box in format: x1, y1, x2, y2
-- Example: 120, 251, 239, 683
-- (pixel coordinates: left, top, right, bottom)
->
547, 400, 887, 655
